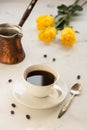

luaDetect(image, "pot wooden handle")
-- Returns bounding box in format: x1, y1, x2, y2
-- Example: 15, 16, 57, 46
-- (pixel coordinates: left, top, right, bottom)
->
19, 0, 38, 27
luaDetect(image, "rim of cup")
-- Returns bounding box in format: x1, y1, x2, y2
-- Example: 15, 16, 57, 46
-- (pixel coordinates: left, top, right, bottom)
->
23, 64, 60, 87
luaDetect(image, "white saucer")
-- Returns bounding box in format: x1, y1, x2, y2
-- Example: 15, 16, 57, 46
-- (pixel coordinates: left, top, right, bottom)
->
12, 79, 69, 109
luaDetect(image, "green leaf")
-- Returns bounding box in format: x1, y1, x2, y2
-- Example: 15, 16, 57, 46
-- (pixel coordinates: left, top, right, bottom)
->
57, 5, 69, 15
57, 4, 69, 14
73, 5, 83, 12
57, 4, 68, 11
57, 11, 66, 15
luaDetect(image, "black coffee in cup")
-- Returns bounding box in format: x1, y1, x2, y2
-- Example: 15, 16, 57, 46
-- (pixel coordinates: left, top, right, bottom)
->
26, 70, 55, 86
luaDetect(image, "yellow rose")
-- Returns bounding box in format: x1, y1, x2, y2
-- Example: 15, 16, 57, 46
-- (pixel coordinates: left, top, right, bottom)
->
60, 27, 76, 46
36, 15, 55, 30
38, 26, 57, 43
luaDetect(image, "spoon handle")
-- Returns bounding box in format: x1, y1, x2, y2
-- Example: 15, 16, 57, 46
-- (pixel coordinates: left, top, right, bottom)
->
19, 0, 38, 27
58, 94, 75, 118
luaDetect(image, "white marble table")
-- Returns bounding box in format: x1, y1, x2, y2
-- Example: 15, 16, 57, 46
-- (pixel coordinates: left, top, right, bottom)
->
0, 0, 87, 130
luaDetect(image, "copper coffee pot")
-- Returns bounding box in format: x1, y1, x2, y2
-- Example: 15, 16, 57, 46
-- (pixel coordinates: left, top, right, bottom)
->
0, 0, 38, 64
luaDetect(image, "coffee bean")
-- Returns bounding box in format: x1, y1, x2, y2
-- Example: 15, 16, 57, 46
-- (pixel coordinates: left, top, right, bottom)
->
26, 114, 30, 119
8, 79, 12, 83
11, 103, 16, 108
77, 75, 81, 80
43, 54, 47, 58
52, 58, 56, 62
10, 110, 15, 115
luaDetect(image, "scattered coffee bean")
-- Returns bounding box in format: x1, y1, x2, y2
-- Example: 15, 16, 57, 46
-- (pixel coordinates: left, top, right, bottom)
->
43, 54, 47, 58
52, 58, 56, 62
26, 114, 31, 119
8, 79, 12, 83
77, 75, 81, 80
11, 103, 16, 108
10, 110, 15, 115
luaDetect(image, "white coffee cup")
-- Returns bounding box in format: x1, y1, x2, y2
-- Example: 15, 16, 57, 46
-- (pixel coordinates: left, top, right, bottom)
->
23, 64, 60, 98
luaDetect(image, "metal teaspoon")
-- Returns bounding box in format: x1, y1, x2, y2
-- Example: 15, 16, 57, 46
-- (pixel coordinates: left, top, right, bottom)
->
58, 83, 82, 118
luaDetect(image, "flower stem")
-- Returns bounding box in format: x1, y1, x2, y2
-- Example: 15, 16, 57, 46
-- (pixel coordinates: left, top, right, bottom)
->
55, 16, 67, 28
54, 0, 86, 30
82, 1, 87, 6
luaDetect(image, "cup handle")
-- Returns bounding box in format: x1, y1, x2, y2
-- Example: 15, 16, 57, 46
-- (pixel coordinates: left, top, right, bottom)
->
49, 82, 62, 97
